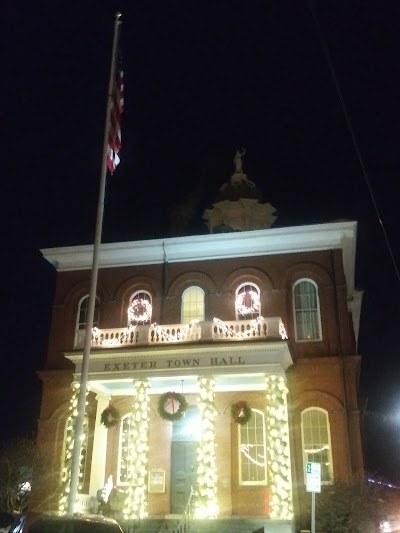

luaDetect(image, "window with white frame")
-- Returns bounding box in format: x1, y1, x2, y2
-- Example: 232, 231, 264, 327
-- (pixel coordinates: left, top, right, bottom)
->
235, 283, 261, 320
76, 295, 100, 331
181, 286, 205, 323
301, 407, 333, 484
239, 409, 267, 485
128, 290, 152, 325
293, 279, 322, 341
118, 414, 132, 485
76, 295, 100, 330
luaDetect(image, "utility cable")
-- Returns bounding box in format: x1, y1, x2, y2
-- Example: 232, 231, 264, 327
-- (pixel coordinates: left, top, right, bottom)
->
308, 0, 400, 284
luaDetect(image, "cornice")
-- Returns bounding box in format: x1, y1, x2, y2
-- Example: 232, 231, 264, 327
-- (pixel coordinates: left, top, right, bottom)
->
41, 221, 357, 294
37, 369, 73, 385
64, 340, 293, 394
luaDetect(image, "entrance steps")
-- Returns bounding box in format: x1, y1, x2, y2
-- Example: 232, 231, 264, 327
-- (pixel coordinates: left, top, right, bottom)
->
124, 517, 294, 533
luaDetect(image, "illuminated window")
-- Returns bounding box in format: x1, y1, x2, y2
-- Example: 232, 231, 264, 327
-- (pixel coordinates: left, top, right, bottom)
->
128, 290, 152, 325
118, 414, 131, 485
181, 286, 205, 323
74, 295, 100, 347
239, 409, 267, 485
293, 279, 322, 341
76, 295, 100, 330
301, 408, 333, 484
235, 283, 261, 320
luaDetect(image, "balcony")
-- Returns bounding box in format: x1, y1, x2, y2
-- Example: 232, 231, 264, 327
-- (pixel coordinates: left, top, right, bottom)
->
74, 317, 288, 349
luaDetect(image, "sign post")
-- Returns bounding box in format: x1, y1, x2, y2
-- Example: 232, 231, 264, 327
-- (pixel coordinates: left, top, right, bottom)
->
306, 462, 321, 533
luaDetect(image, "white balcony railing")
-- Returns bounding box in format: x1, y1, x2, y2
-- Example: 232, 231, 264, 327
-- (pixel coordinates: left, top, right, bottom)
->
74, 317, 288, 349
149, 322, 202, 344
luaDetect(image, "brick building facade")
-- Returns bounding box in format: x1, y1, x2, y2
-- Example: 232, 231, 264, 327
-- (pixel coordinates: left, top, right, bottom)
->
37, 217, 364, 532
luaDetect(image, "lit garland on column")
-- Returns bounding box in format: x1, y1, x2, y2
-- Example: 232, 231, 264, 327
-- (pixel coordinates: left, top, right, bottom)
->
123, 379, 150, 520
265, 375, 293, 521
58, 382, 89, 513
195, 376, 218, 518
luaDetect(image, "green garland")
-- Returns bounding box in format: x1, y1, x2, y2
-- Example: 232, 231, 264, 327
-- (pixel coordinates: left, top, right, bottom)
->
231, 400, 252, 425
158, 392, 188, 421
101, 405, 121, 428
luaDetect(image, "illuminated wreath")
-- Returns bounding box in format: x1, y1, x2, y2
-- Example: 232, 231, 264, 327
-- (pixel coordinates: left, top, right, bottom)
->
101, 405, 121, 428
231, 401, 252, 425
157, 392, 188, 422
128, 298, 152, 323
236, 290, 260, 317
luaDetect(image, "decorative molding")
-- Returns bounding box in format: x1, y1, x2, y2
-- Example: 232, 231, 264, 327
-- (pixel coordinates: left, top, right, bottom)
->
41, 221, 357, 297
290, 389, 344, 411
65, 341, 292, 383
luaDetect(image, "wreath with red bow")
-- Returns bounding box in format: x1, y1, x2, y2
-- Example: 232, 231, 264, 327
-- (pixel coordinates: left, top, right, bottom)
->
128, 298, 152, 323
100, 405, 121, 428
231, 401, 252, 425
236, 290, 260, 317
157, 392, 188, 422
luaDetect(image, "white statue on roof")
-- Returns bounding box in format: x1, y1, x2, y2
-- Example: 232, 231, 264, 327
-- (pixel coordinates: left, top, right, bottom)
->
233, 148, 246, 173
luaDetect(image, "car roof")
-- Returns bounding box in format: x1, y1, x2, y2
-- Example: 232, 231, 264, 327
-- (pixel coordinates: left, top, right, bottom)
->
30, 513, 117, 521
9, 513, 123, 532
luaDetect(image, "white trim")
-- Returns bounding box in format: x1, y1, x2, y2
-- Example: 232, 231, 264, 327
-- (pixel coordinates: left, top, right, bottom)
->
301, 407, 334, 485
239, 408, 268, 486
235, 283, 261, 320
128, 290, 152, 325
75, 294, 100, 330
65, 341, 293, 383
181, 286, 205, 323
74, 295, 100, 348
292, 279, 322, 342
41, 221, 357, 297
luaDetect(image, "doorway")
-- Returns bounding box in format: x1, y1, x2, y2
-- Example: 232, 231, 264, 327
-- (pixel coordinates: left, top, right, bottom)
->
170, 406, 199, 514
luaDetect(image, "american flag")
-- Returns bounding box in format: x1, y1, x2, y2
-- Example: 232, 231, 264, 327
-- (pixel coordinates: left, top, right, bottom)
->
106, 66, 124, 174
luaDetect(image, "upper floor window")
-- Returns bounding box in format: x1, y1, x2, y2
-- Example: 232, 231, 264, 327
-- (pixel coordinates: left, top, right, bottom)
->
239, 409, 267, 485
76, 295, 100, 331
301, 407, 333, 484
128, 291, 152, 325
293, 279, 322, 341
181, 286, 205, 323
235, 283, 261, 320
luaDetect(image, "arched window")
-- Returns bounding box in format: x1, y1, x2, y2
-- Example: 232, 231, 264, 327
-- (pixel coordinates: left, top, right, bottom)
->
128, 290, 152, 325
181, 286, 205, 323
235, 283, 261, 320
301, 408, 333, 484
239, 409, 267, 485
118, 414, 131, 485
74, 295, 100, 347
76, 295, 100, 331
293, 279, 322, 341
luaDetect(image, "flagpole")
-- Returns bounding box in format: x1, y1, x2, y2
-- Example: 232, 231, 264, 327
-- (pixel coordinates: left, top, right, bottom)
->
67, 12, 122, 514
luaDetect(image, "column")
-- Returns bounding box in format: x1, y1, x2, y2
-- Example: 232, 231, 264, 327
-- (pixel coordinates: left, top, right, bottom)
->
196, 376, 218, 518
265, 374, 294, 521
59, 382, 88, 513
123, 379, 150, 520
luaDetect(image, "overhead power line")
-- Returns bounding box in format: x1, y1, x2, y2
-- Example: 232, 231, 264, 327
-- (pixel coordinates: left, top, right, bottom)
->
308, 1, 400, 284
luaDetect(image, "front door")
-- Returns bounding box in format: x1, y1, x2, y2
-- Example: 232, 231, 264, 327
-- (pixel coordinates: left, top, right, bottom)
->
170, 406, 199, 514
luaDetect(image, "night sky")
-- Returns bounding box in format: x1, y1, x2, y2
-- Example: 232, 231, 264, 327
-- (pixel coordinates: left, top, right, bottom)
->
2, 1, 400, 482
